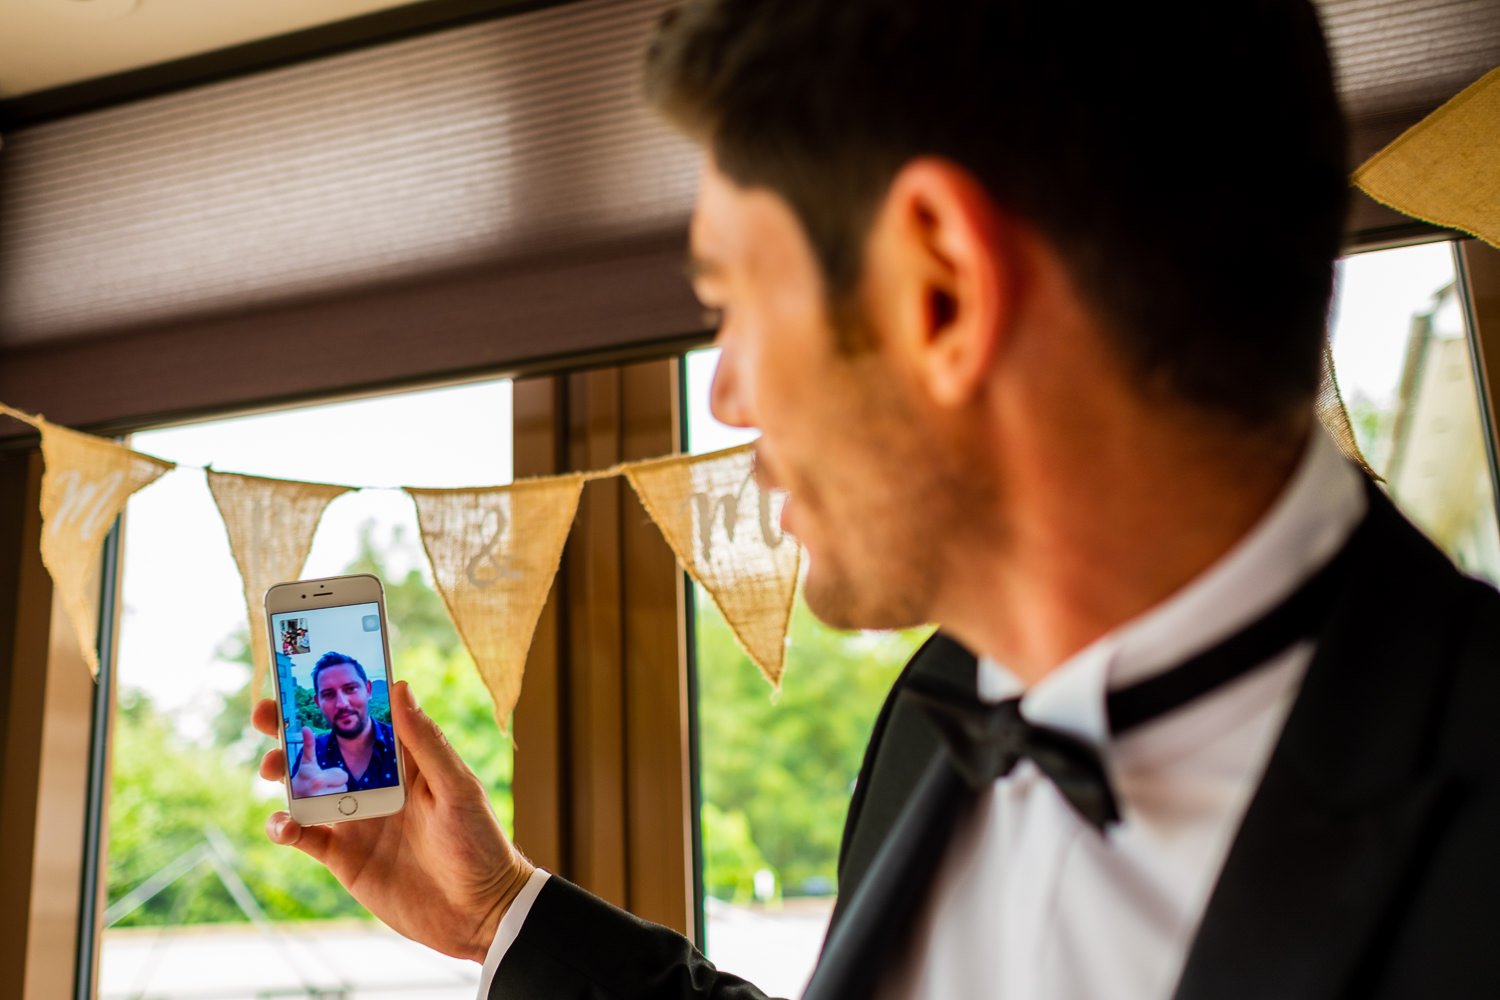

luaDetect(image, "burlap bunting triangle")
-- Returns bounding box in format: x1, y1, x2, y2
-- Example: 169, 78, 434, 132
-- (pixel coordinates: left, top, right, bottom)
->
625, 444, 800, 688
407, 477, 585, 731
206, 469, 352, 704
12, 410, 175, 678
1354, 65, 1500, 250
1317, 341, 1377, 479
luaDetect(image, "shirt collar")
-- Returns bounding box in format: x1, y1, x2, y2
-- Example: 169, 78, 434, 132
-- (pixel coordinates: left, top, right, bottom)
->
977, 428, 1368, 747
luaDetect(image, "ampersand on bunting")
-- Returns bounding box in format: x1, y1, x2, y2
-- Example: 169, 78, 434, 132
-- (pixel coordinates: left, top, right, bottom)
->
408, 476, 585, 731
464, 506, 524, 588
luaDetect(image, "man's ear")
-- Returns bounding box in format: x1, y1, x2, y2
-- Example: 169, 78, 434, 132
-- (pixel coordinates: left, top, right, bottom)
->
866, 158, 1009, 407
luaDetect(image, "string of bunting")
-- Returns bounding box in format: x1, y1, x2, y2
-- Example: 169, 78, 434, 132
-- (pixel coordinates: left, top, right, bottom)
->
0, 359, 1361, 734
0, 401, 797, 732
7, 64, 1492, 730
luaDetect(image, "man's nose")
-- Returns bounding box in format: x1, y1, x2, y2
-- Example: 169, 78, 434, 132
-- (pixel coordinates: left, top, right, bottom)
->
709, 347, 752, 429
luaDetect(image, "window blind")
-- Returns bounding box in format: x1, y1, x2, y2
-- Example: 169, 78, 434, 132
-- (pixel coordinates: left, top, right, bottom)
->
0, 0, 701, 432
0, 0, 1496, 432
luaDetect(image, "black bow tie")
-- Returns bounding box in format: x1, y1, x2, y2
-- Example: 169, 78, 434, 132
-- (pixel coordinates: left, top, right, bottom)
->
904, 541, 1355, 832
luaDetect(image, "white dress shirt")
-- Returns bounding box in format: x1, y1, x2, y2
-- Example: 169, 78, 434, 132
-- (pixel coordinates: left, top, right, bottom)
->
882, 428, 1365, 999
481, 429, 1365, 1000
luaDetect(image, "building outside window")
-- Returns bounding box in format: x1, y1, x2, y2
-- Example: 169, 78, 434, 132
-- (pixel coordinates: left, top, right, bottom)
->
1330, 241, 1500, 585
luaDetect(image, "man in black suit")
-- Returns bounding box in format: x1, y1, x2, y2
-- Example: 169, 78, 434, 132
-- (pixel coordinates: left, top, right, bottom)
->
254, 0, 1500, 996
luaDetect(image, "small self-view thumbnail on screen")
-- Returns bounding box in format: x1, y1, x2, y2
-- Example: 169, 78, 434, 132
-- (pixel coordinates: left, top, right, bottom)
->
271, 603, 399, 799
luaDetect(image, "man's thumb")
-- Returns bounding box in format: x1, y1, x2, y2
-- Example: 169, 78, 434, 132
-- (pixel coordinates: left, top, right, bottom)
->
392, 680, 470, 795
300, 727, 316, 764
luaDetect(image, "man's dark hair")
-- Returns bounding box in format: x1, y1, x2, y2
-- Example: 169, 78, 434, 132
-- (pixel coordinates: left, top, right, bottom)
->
312, 651, 368, 693
645, 0, 1348, 425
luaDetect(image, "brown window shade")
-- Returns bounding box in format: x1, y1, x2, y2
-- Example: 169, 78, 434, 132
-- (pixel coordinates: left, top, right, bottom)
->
1323, 0, 1500, 239
0, 0, 703, 433
1, 0, 1497, 433
1323, 0, 1500, 122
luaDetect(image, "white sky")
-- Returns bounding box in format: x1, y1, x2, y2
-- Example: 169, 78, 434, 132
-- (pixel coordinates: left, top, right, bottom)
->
687, 348, 759, 455
1329, 241, 1457, 406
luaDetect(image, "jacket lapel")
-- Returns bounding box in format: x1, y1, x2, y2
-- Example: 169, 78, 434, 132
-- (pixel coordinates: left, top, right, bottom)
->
837, 632, 977, 909
805, 752, 968, 1000
1174, 484, 1479, 1000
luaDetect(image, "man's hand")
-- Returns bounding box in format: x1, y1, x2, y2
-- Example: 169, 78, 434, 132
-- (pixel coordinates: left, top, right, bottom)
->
289, 726, 350, 797
256, 680, 534, 962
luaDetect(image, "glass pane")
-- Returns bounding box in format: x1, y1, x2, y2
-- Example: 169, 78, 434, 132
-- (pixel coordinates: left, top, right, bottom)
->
1330, 241, 1500, 584
100, 381, 514, 1000
685, 348, 931, 996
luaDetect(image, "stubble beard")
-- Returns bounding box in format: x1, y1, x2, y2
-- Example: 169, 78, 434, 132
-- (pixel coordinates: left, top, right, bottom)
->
798, 376, 990, 634
333, 711, 368, 740
803, 556, 935, 632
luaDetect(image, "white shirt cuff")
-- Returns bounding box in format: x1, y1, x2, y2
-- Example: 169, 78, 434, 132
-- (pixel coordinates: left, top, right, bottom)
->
476, 868, 551, 999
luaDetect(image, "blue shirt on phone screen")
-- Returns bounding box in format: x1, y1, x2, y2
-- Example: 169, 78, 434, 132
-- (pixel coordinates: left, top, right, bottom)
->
292, 719, 400, 793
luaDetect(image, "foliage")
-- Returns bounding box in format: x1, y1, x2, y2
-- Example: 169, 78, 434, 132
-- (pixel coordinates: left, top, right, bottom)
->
701, 803, 773, 904
1345, 391, 1394, 474
695, 591, 928, 899
107, 521, 514, 926
292, 682, 392, 734
109, 688, 366, 926
295, 684, 328, 733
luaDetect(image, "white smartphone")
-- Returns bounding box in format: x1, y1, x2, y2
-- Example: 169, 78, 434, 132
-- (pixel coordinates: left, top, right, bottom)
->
263, 573, 406, 825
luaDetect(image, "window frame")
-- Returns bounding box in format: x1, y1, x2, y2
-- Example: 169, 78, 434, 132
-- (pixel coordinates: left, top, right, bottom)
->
0, 448, 106, 1000
511, 359, 699, 937
0, 237, 1494, 1000
1455, 240, 1500, 523
0, 354, 695, 997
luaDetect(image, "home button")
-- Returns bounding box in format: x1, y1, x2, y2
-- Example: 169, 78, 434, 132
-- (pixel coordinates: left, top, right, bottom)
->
337, 795, 358, 816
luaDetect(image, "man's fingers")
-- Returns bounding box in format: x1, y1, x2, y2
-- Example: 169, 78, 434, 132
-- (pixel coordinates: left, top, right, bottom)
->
301, 727, 317, 764
260, 747, 286, 781
252, 698, 281, 737
265, 811, 332, 862
400, 745, 424, 789
392, 680, 474, 798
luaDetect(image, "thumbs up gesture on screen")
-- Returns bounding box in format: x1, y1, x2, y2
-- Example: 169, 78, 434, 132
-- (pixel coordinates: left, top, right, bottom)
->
290, 726, 351, 796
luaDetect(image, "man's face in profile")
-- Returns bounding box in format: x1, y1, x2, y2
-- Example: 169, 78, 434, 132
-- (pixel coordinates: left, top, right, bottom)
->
690, 155, 970, 632
316, 663, 372, 739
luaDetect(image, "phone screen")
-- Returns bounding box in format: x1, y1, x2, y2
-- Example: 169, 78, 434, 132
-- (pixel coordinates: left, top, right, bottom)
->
270, 602, 400, 799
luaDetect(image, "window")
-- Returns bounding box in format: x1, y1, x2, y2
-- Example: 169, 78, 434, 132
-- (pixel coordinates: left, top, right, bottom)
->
1331, 241, 1500, 584
683, 350, 930, 996
99, 380, 514, 1000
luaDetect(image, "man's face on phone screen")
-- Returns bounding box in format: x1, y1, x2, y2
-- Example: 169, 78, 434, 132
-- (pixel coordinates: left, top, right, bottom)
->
316, 664, 372, 739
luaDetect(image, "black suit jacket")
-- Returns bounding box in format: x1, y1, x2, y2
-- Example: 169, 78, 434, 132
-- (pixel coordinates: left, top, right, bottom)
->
489, 485, 1500, 999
